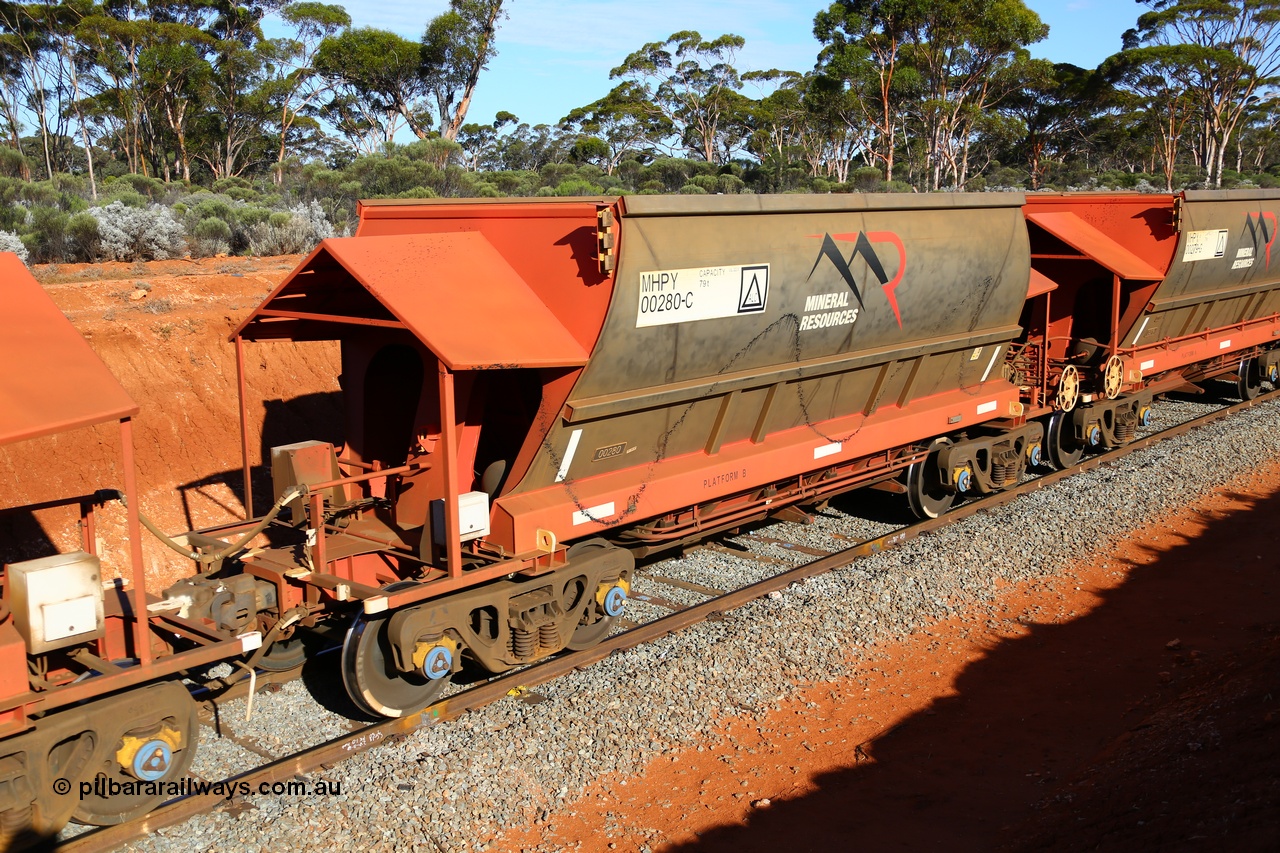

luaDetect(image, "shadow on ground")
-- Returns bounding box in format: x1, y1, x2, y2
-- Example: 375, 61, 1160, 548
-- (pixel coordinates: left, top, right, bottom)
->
669, 487, 1280, 853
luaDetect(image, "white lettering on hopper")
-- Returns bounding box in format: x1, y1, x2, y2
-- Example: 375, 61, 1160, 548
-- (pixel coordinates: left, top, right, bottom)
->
814, 442, 842, 459
1140, 359, 1155, 370
977, 400, 998, 415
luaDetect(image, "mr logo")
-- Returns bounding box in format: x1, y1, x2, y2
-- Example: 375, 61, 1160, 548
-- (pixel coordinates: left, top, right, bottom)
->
807, 231, 907, 327
738, 265, 769, 313
1244, 210, 1278, 268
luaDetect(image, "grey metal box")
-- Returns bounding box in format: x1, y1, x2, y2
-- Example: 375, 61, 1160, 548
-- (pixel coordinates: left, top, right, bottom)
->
270, 440, 344, 525
9, 551, 104, 654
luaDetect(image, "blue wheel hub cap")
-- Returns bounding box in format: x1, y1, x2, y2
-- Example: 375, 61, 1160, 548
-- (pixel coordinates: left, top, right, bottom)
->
133, 739, 173, 782
1029, 446, 1041, 467
1089, 426, 1102, 446
603, 586, 627, 617
956, 469, 971, 493
422, 646, 453, 680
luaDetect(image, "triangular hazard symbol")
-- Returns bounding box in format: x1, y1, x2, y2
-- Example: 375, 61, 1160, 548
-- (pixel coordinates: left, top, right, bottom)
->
740, 274, 764, 310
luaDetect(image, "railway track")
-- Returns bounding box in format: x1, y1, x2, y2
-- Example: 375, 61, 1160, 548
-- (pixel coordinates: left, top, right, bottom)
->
57, 387, 1280, 853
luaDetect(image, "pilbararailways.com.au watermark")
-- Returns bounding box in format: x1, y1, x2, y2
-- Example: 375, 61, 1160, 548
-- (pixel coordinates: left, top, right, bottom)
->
53, 777, 343, 800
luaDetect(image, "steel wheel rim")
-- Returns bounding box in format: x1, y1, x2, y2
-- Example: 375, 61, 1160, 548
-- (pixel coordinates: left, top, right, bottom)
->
341, 582, 450, 718
906, 442, 955, 520
1047, 412, 1084, 470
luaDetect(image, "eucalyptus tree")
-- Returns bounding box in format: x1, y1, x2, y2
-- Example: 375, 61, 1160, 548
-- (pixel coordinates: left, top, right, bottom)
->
457, 109, 514, 170
0, 0, 63, 179
813, 0, 918, 182
998, 61, 1100, 189
262, 2, 349, 182
315, 27, 433, 150
799, 71, 869, 183
903, 0, 1047, 190
137, 14, 211, 181
0, 26, 25, 171
196, 1, 283, 180
1126, 0, 1280, 188
609, 30, 750, 164
420, 0, 506, 141
559, 82, 670, 175
1103, 44, 1199, 189
73, 2, 155, 177
1234, 93, 1280, 170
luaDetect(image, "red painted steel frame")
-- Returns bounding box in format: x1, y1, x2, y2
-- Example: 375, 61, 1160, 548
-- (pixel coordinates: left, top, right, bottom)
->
236, 333, 253, 519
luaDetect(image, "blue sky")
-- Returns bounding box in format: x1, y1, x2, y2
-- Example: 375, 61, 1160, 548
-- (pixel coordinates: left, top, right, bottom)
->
327, 0, 1144, 129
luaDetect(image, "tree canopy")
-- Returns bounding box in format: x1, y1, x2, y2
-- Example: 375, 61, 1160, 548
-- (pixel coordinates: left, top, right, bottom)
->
4, 0, 1280, 265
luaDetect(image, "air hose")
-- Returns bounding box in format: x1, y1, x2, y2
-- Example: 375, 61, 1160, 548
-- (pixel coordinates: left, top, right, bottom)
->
116, 486, 304, 570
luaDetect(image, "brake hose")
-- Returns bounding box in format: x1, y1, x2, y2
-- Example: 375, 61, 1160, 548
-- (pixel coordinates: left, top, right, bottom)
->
118, 486, 304, 567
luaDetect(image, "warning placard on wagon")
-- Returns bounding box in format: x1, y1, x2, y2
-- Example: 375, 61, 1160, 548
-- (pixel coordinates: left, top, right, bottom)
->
636, 264, 769, 327
1182, 229, 1229, 261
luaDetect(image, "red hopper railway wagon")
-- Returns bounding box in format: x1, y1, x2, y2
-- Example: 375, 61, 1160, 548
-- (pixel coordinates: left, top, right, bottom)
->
1018, 191, 1280, 468
213, 192, 1040, 720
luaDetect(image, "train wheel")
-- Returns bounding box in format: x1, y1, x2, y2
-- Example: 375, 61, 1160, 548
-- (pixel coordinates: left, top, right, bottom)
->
72, 684, 198, 826
1047, 411, 1084, 470
342, 584, 449, 718
1057, 364, 1081, 412
258, 635, 307, 672
1237, 357, 1263, 401
906, 442, 955, 520
563, 540, 623, 651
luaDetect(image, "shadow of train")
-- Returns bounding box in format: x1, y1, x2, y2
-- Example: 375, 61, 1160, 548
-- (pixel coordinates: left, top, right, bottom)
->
654, 488, 1280, 852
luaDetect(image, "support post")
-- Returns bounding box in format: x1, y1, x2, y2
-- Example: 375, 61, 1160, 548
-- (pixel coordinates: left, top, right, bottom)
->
310, 491, 327, 572
1111, 273, 1121, 357
81, 499, 96, 555
438, 365, 463, 579
121, 418, 151, 666
235, 334, 254, 519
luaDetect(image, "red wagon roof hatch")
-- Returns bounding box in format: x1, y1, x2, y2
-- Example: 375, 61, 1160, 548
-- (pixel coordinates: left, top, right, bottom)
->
1026, 211, 1165, 280
233, 233, 590, 370
0, 253, 138, 446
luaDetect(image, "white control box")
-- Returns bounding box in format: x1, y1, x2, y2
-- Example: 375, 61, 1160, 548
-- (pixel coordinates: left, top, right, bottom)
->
431, 491, 491, 544
9, 551, 104, 654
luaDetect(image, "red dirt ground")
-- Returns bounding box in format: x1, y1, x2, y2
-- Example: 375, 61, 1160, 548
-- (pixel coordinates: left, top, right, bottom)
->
0, 256, 341, 588
499, 464, 1280, 852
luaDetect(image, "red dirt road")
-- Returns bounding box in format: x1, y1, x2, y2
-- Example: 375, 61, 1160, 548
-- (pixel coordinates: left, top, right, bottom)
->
500, 466, 1280, 852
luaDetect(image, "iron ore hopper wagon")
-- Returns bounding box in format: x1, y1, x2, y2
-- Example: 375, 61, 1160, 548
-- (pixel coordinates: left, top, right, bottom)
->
4, 187, 1280, 844
188, 190, 1280, 720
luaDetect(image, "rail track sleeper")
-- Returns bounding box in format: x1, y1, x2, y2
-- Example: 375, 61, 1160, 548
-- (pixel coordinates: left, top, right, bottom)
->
640, 574, 726, 597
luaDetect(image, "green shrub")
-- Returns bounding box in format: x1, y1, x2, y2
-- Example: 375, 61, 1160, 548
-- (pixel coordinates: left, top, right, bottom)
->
190, 216, 232, 257
66, 212, 100, 259
554, 178, 604, 196
0, 147, 27, 179
851, 167, 883, 191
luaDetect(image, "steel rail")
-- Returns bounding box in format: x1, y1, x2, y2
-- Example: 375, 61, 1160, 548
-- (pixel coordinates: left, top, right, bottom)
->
57, 388, 1280, 853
